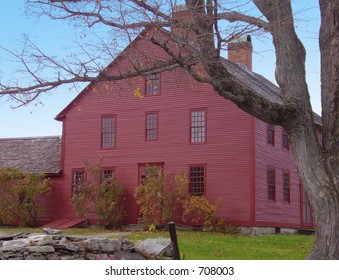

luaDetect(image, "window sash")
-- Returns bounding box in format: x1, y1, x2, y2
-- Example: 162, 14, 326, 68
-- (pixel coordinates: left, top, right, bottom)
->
189, 166, 205, 195
267, 168, 276, 201
190, 110, 206, 143
145, 73, 160, 95
138, 163, 163, 183
283, 172, 290, 203
101, 116, 115, 148
146, 113, 157, 140
72, 170, 85, 194
101, 169, 115, 183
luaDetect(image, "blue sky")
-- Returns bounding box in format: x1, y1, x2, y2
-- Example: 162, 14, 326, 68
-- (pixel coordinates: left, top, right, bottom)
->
0, 1, 321, 138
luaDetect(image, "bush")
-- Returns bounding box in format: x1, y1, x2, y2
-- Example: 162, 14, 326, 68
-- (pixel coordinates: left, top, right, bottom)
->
71, 162, 126, 228
134, 166, 187, 226
181, 195, 220, 228
0, 167, 51, 226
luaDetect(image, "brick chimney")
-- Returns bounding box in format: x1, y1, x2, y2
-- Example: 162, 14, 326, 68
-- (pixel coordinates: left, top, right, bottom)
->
228, 35, 253, 71
171, 5, 196, 43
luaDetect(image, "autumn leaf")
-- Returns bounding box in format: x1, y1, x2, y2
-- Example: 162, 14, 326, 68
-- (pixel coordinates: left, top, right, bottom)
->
133, 87, 144, 99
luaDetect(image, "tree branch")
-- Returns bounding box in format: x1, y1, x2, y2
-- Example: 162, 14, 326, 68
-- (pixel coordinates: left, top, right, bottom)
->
218, 11, 270, 31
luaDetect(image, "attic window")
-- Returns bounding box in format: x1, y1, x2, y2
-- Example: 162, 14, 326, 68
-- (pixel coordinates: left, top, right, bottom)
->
145, 73, 160, 95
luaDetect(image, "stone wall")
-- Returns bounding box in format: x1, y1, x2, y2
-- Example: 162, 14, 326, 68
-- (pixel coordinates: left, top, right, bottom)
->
0, 230, 173, 260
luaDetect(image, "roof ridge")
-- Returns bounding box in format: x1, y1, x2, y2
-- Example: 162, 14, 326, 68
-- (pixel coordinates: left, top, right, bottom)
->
0, 135, 61, 141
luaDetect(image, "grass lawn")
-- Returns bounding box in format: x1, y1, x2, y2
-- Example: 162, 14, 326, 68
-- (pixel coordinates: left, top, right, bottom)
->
128, 230, 314, 260
0, 227, 314, 260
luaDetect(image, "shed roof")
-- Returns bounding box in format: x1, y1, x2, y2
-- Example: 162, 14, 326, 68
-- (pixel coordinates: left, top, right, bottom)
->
0, 136, 62, 175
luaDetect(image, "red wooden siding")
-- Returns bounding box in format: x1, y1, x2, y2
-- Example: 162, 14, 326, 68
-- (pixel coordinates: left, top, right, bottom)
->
254, 119, 301, 228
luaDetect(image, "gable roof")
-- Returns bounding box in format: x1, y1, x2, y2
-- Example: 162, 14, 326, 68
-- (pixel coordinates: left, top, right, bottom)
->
55, 27, 155, 121
0, 136, 62, 175
55, 26, 322, 126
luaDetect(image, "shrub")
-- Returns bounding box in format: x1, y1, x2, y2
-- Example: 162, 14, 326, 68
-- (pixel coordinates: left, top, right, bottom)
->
0, 167, 51, 226
134, 166, 187, 226
71, 162, 126, 228
18, 173, 51, 226
181, 195, 220, 228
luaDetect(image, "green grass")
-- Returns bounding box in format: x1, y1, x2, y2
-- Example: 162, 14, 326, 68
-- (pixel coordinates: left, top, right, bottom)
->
0, 227, 314, 259
129, 230, 314, 260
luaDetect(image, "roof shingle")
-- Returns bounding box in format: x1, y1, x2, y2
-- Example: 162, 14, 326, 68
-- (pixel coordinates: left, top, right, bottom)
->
0, 136, 62, 174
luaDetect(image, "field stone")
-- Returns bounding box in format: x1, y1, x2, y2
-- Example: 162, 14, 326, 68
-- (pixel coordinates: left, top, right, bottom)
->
43, 228, 62, 235
28, 235, 54, 246
2, 239, 30, 251
84, 238, 121, 252
135, 238, 172, 258
27, 246, 55, 253
121, 239, 134, 251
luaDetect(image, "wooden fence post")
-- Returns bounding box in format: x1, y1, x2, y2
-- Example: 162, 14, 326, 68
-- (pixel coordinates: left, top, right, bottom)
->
168, 221, 180, 260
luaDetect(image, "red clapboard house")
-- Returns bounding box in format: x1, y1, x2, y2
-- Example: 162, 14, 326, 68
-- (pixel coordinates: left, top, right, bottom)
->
0, 21, 316, 231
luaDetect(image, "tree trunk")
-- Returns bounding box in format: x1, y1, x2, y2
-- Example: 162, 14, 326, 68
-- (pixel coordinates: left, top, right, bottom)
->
286, 110, 339, 259
250, 0, 339, 259
308, 186, 339, 259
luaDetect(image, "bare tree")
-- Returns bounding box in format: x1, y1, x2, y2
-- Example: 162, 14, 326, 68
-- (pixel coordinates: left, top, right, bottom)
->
0, 0, 338, 259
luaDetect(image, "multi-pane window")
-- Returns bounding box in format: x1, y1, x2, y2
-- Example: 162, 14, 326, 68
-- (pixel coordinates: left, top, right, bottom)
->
190, 109, 206, 143
189, 165, 205, 195
282, 128, 289, 150
138, 163, 163, 183
283, 171, 290, 203
101, 116, 116, 148
145, 73, 160, 95
267, 124, 275, 145
72, 170, 85, 194
267, 168, 276, 202
146, 113, 158, 141
101, 169, 115, 183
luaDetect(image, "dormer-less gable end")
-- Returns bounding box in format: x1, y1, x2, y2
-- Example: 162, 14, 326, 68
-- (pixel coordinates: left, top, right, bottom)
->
55, 26, 168, 121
